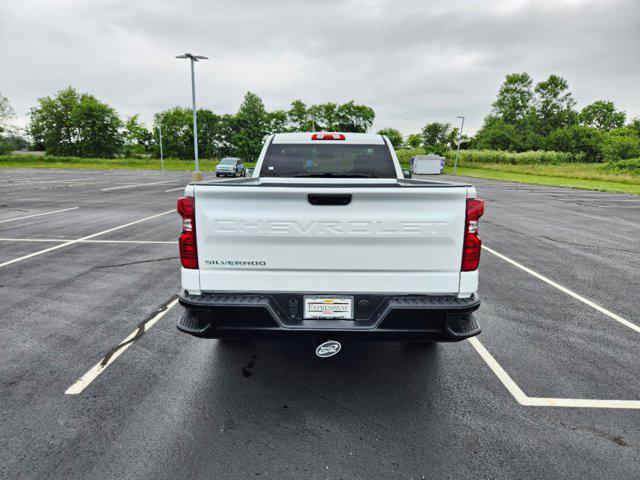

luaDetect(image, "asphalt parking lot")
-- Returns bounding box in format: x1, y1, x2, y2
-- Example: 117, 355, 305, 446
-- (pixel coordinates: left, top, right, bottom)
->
1, 168, 639, 479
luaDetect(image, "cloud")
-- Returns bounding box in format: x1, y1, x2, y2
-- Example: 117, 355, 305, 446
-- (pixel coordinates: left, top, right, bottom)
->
1, 0, 638, 134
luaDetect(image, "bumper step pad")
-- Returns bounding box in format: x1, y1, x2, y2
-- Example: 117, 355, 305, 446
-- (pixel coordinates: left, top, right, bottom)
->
177, 309, 212, 335
445, 313, 481, 338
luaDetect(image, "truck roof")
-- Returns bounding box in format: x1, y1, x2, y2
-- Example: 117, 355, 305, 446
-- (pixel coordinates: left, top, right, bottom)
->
271, 132, 386, 145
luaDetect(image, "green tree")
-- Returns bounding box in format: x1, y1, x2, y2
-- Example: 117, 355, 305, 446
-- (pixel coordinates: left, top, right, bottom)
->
492, 73, 534, 124
196, 109, 223, 158
533, 74, 577, 135
405, 133, 422, 148
154, 107, 222, 159
518, 126, 545, 151
122, 115, 152, 157
627, 119, 640, 136
0, 92, 15, 135
335, 101, 375, 132
579, 101, 626, 131
216, 113, 239, 158
0, 92, 17, 153
421, 122, 451, 147
153, 107, 193, 159
601, 131, 640, 161
29, 87, 123, 157
72, 94, 123, 157
309, 103, 338, 130
2, 132, 29, 152
476, 72, 540, 151
472, 116, 522, 151
377, 128, 403, 148
232, 92, 269, 162
29, 88, 77, 151
306, 101, 374, 132
267, 110, 288, 134
546, 125, 603, 162
476, 73, 577, 151
287, 100, 313, 131
447, 127, 471, 150
423, 143, 449, 155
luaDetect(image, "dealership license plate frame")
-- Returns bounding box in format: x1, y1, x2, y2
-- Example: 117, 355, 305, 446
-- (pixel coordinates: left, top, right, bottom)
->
303, 295, 354, 320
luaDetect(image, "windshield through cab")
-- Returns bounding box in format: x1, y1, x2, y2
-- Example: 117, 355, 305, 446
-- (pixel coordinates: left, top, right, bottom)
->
260, 144, 396, 178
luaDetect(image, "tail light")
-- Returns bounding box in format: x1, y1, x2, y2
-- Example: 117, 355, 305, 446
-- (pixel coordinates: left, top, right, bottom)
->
461, 198, 484, 271
177, 197, 198, 269
311, 133, 345, 140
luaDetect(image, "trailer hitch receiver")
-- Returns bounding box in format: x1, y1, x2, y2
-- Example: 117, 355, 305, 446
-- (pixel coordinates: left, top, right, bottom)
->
315, 340, 342, 358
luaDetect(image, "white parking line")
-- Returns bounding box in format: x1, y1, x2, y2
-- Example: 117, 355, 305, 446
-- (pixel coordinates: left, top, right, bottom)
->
468, 337, 640, 409
103, 172, 167, 177
482, 245, 640, 333
0, 178, 95, 187
468, 337, 537, 405
80, 239, 176, 244
65, 297, 179, 395
0, 210, 174, 269
164, 187, 185, 192
0, 176, 59, 181
477, 244, 640, 409
101, 180, 180, 191
0, 238, 67, 242
0, 207, 79, 224
0, 237, 176, 244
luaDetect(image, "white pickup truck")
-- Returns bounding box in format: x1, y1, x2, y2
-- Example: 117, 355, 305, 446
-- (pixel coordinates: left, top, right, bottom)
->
176, 132, 484, 350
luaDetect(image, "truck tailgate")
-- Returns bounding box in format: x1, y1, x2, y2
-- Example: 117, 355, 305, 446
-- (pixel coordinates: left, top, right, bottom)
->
194, 184, 468, 294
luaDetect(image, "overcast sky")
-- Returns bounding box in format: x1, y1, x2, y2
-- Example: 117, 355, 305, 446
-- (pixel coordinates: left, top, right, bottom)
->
1, 0, 638, 135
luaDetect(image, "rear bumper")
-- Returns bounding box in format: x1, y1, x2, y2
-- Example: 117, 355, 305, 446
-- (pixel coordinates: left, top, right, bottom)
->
177, 292, 480, 342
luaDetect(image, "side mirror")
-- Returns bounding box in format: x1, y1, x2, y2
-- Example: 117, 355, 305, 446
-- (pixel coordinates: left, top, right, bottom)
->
245, 168, 254, 177
402, 169, 412, 179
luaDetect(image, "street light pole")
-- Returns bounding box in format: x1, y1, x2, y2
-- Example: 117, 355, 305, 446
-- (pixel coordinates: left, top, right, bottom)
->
158, 123, 164, 172
453, 115, 465, 175
176, 52, 208, 180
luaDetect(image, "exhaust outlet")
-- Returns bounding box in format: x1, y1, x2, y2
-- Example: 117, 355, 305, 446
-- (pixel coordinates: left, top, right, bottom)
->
315, 339, 342, 358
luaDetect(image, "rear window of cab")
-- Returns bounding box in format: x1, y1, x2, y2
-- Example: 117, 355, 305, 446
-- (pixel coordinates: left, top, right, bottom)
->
260, 144, 396, 178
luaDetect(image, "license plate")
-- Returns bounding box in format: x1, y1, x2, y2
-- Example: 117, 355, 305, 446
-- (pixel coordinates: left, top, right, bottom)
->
303, 296, 353, 319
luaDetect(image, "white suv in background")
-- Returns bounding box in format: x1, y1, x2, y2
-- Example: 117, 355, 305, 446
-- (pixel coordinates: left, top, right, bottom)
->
215, 157, 245, 177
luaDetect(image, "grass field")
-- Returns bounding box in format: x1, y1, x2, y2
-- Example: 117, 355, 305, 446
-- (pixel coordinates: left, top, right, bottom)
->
443, 164, 640, 195
0, 155, 224, 171
398, 155, 639, 195
1, 154, 639, 195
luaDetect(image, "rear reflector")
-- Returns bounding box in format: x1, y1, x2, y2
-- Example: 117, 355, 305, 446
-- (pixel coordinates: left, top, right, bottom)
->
311, 133, 345, 140
177, 197, 198, 269
461, 198, 484, 271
